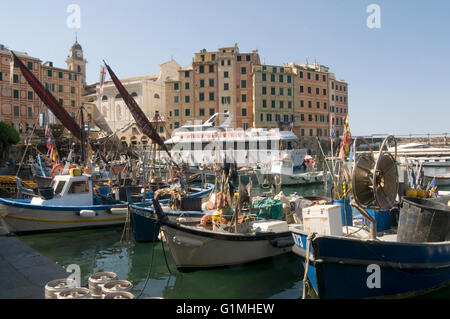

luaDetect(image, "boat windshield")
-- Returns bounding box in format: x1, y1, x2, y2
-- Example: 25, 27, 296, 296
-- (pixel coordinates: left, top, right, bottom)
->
54, 181, 66, 195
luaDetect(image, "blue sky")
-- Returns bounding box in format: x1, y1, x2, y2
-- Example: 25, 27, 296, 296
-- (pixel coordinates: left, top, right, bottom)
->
1, 0, 449, 136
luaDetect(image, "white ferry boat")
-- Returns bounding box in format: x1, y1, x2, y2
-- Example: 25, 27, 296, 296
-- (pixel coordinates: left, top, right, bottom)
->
164, 113, 307, 168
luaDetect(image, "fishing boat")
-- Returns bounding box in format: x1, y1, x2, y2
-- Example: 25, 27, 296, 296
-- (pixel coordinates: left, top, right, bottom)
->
129, 183, 215, 242
153, 197, 294, 271
290, 136, 450, 299
0, 170, 129, 234
254, 155, 331, 186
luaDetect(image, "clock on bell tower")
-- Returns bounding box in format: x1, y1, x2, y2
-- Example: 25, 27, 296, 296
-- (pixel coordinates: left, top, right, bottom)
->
66, 39, 87, 85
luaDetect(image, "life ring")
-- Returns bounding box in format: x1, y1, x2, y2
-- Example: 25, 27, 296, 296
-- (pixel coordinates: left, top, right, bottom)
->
51, 164, 64, 179
200, 214, 214, 228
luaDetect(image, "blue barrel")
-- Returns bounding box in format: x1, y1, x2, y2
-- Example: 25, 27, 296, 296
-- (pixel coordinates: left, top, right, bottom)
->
366, 208, 391, 231
333, 199, 353, 226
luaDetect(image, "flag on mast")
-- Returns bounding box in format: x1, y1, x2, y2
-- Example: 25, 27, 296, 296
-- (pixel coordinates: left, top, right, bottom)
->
330, 113, 335, 147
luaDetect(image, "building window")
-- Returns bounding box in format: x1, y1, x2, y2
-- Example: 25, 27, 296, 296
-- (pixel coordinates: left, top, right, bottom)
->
316, 101, 320, 109
209, 108, 215, 116
287, 75, 291, 83
271, 100, 275, 108
185, 95, 190, 103
241, 94, 247, 102
185, 82, 190, 90
288, 101, 292, 109
262, 73, 266, 81
13, 106, 19, 117
27, 91, 33, 100
309, 129, 313, 136
224, 83, 229, 91
174, 109, 179, 116
246, 55, 250, 61
279, 75, 283, 83
308, 87, 312, 94
200, 55, 205, 62
300, 71, 303, 78
58, 85, 63, 92
323, 75, 326, 82
324, 102, 327, 109
287, 88, 292, 96
209, 92, 214, 101
212, 54, 216, 61
315, 74, 319, 81
185, 109, 190, 116
174, 83, 179, 90
200, 79, 205, 88
271, 87, 275, 95
0, 72, 2, 81
262, 87, 266, 95
270, 74, 275, 82
300, 114, 305, 121
199, 108, 205, 116
58, 71, 63, 79
242, 108, 247, 116
48, 70, 52, 77
209, 79, 214, 87
279, 101, 284, 108
59, 99, 63, 106
308, 101, 312, 108
199, 93, 205, 101
241, 67, 246, 74
209, 65, 214, 73
323, 88, 327, 96
316, 87, 319, 95
71, 87, 75, 94
224, 71, 229, 78
237, 55, 242, 62
175, 122, 180, 128
262, 100, 267, 108
241, 80, 246, 88
300, 100, 304, 108
199, 66, 204, 73
221, 60, 224, 66
27, 62, 33, 70
260, 114, 264, 122
13, 90, 19, 99
71, 100, 75, 107
13, 74, 19, 83
266, 114, 272, 122
307, 73, 311, 80
174, 96, 179, 103
272, 67, 277, 73
279, 88, 284, 96
185, 71, 190, 78
300, 86, 304, 93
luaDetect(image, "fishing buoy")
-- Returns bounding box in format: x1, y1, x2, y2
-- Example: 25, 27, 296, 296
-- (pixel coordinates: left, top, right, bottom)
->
88, 272, 118, 298
104, 291, 134, 299
110, 207, 128, 215
57, 287, 91, 299
44, 279, 77, 299
101, 280, 133, 297
405, 188, 417, 197
416, 189, 426, 198
79, 210, 96, 218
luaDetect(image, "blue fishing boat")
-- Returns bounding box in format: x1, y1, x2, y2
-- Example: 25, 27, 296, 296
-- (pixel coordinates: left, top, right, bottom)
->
129, 183, 214, 242
290, 135, 450, 298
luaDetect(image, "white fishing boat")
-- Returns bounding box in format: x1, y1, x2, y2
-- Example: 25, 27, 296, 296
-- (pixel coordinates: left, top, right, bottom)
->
0, 171, 128, 234
254, 154, 330, 186
164, 113, 308, 169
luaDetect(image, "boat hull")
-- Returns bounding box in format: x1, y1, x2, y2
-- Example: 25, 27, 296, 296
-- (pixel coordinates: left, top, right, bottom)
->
290, 228, 450, 299
0, 199, 127, 234
129, 184, 214, 242
161, 221, 293, 271
254, 169, 329, 186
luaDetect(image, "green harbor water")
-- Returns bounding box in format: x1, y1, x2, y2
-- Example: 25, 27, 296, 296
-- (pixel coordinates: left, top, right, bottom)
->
18, 182, 450, 299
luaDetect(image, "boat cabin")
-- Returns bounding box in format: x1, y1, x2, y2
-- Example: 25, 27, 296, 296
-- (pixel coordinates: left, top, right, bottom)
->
30, 174, 94, 206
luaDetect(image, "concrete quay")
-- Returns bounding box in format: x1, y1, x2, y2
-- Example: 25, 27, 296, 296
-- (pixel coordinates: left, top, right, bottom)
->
0, 227, 68, 299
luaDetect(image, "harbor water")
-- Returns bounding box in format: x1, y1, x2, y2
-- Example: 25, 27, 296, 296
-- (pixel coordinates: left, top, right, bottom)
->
18, 183, 450, 299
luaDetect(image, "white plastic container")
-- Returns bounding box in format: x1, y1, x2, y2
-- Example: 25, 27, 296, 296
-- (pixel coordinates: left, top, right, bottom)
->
251, 220, 289, 233
302, 204, 343, 236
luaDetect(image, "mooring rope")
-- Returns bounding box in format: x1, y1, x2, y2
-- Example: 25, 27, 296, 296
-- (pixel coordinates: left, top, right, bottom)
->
302, 232, 315, 299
